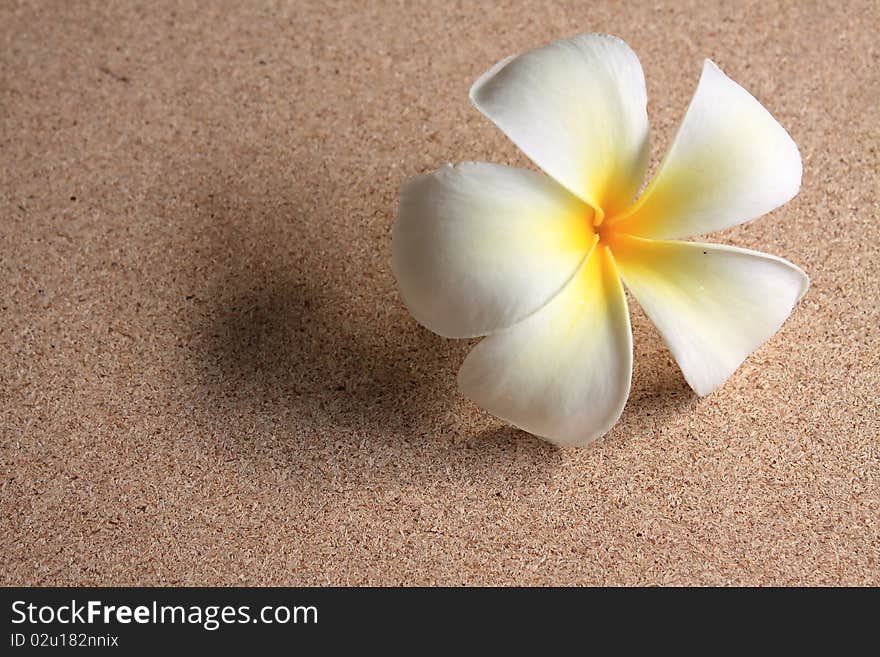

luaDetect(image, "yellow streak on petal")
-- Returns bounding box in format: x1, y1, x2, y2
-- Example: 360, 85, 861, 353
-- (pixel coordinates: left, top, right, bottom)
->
509, 204, 596, 258
603, 230, 695, 304
535, 239, 620, 346
608, 146, 733, 236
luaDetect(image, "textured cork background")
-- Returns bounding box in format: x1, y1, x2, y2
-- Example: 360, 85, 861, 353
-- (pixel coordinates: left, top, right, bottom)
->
2, 0, 878, 586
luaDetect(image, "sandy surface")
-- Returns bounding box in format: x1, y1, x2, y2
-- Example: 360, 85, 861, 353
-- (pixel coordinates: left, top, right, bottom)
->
2, 0, 878, 585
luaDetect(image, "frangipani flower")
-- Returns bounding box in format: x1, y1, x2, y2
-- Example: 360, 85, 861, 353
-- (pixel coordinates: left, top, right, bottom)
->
392, 34, 808, 447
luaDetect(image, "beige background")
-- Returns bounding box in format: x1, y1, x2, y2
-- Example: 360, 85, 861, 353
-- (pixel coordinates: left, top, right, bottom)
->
2, 1, 878, 585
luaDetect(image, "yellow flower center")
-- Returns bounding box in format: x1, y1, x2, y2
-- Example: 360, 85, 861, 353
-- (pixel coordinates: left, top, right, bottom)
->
592, 207, 620, 248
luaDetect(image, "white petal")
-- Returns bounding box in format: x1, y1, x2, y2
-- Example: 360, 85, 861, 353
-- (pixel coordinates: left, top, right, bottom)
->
458, 245, 632, 447
470, 33, 649, 217
392, 163, 595, 338
608, 233, 809, 396
610, 60, 802, 239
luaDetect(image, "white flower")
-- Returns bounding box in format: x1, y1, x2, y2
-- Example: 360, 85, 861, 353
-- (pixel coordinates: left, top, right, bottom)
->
392, 34, 808, 447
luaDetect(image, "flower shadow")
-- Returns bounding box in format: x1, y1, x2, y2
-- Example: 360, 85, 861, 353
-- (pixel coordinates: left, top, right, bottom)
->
182, 177, 565, 487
